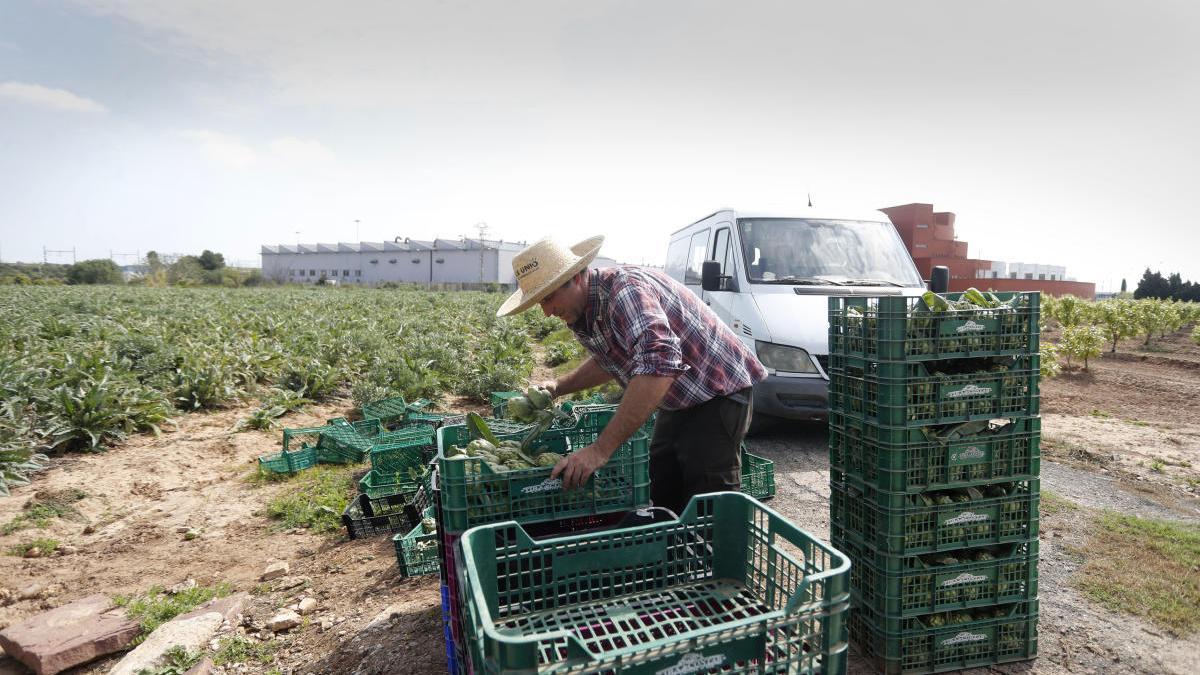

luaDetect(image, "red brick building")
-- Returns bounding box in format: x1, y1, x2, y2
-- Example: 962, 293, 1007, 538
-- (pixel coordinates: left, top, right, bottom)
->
880, 203, 1095, 299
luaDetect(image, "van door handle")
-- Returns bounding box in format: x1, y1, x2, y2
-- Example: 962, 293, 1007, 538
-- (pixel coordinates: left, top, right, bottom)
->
705, 300, 711, 306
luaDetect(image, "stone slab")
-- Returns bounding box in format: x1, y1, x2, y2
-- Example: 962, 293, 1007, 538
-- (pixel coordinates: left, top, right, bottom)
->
0, 593, 139, 675
107, 594, 246, 675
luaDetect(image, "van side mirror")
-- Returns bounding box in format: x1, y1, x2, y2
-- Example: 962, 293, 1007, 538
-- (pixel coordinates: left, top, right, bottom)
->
930, 266, 950, 293
701, 260, 722, 292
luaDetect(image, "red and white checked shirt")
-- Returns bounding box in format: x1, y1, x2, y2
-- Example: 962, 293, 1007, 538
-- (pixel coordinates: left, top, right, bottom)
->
570, 266, 767, 410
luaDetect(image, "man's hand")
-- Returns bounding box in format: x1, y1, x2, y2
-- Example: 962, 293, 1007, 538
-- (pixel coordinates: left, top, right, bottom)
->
539, 380, 558, 398
550, 444, 610, 490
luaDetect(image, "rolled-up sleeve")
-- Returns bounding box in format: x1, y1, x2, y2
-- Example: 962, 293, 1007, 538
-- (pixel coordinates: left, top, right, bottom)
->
610, 279, 689, 378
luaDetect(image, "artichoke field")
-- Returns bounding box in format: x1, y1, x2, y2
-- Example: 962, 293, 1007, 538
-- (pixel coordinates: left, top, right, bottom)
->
0, 285, 559, 494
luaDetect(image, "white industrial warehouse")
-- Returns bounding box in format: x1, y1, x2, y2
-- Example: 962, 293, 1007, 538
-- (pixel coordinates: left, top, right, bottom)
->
261, 238, 617, 287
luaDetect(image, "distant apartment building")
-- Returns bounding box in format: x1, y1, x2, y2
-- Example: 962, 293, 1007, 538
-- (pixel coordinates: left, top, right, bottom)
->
261, 237, 617, 288
879, 203, 1095, 299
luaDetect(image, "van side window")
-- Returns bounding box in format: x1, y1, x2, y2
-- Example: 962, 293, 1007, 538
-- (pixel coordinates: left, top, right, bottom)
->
684, 230, 710, 285
665, 237, 690, 281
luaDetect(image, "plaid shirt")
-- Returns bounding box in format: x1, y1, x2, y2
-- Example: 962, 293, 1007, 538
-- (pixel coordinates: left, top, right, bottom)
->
570, 266, 767, 411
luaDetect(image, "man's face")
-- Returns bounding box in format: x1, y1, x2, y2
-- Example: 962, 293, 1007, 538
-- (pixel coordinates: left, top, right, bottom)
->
539, 273, 585, 324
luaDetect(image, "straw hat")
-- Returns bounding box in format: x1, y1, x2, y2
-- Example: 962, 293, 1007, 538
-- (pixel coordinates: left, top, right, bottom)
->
496, 235, 604, 316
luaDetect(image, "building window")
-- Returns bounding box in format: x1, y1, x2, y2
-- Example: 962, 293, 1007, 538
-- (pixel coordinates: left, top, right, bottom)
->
917, 223, 928, 228
389, 258, 397, 264
355, 270, 362, 277
343, 269, 350, 276
1025, 273, 1033, 280
1050, 274, 1056, 280
310, 269, 316, 276
288, 269, 294, 277
1010, 272, 1017, 279
915, 244, 927, 249
1038, 273, 1045, 280
369, 259, 379, 264
992, 271, 998, 278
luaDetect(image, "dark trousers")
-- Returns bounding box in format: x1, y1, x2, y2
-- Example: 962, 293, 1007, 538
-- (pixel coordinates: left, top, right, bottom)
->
649, 388, 753, 516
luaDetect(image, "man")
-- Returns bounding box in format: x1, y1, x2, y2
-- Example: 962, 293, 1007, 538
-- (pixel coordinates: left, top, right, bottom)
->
496, 236, 768, 515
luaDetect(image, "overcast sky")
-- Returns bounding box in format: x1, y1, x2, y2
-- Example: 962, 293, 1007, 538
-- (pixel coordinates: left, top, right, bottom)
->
2, 1, 1197, 291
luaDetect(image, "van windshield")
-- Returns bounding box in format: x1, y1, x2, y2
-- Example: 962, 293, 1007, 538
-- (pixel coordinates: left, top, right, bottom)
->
737, 218, 924, 286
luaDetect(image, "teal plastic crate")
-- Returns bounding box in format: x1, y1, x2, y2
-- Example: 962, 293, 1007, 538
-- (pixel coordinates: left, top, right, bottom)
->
849, 599, 1038, 674
833, 533, 1038, 618
370, 436, 433, 475
741, 448, 775, 500
394, 506, 439, 578
828, 413, 1040, 493
359, 467, 427, 501
457, 492, 850, 674
828, 293, 1040, 362
315, 418, 383, 464
256, 444, 318, 475
361, 396, 408, 427
436, 417, 651, 535
830, 478, 1039, 556
828, 355, 1040, 427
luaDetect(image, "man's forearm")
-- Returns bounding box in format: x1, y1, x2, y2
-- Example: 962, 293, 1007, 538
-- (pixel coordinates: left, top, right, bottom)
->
553, 356, 614, 397
593, 374, 674, 457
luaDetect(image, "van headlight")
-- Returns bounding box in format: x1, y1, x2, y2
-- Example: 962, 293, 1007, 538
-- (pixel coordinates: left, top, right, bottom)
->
755, 341, 818, 373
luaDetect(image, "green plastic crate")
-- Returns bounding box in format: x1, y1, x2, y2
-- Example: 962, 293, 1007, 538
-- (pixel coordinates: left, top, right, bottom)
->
830, 478, 1039, 556
361, 396, 408, 426
436, 417, 651, 535
828, 355, 1040, 427
833, 533, 1038, 618
314, 418, 382, 464
741, 448, 775, 500
394, 506, 439, 578
370, 435, 434, 475
849, 599, 1038, 674
828, 413, 1040, 493
256, 444, 319, 475
359, 467, 427, 501
457, 492, 851, 674
828, 293, 1040, 362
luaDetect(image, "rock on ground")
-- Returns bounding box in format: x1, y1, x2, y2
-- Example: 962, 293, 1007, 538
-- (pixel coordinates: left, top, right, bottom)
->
108, 593, 247, 675
0, 593, 140, 675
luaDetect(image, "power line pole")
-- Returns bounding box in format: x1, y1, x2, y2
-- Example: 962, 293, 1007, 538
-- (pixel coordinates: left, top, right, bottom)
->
474, 222, 489, 286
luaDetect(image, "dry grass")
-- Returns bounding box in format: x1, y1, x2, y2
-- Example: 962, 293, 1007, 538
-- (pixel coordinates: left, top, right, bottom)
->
1073, 512, 1200, 635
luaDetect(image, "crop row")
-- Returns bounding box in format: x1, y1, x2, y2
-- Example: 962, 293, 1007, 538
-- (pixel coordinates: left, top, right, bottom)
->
0, 286, 561, 494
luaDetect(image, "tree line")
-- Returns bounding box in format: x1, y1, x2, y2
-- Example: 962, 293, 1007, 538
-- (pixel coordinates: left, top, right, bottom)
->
0, 250, 268, 287
1134, 268, 1200, 302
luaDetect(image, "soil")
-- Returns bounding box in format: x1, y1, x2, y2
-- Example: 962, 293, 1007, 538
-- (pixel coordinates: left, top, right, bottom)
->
1, 332, 1198, 674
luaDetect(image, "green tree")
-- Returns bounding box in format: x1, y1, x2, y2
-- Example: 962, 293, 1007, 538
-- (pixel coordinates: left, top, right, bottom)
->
1120, 278, 1127, 293
1055, 295, 1087, 328
1060, 324, 1105, 371
168, 257, 205, 286
66, 259, 123, 285
1134, 299, 1168, 346
1096, 300, 1137, 353
197, 250, 226, 271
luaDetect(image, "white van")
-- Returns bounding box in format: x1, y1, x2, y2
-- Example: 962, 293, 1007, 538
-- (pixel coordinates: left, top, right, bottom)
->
664, 208, 927, 427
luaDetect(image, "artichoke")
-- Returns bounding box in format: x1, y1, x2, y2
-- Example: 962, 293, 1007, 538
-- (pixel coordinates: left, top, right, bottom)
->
421, 517, 436, 534
506, 396, 535, 422
535, 452, 563, 467
466, 439, 496, 457
526, 386, 553, 410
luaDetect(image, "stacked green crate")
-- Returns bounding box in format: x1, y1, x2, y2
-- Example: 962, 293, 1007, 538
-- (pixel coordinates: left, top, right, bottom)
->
828, 292, 1041, 674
